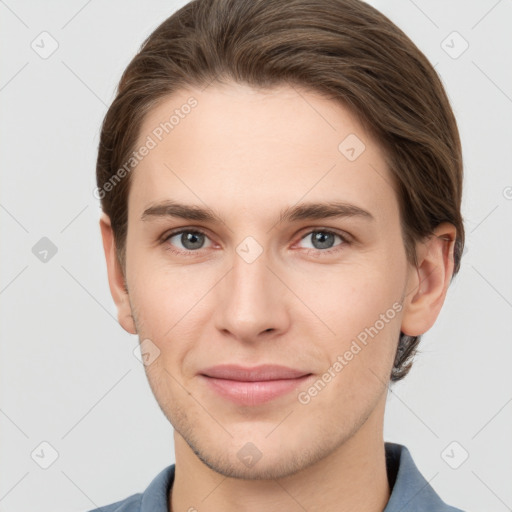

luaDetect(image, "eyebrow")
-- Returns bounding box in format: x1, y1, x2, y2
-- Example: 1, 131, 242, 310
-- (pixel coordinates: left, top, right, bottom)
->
141, 199, 374, 224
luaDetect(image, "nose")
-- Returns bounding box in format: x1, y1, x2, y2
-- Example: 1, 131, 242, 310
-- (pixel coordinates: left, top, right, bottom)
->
213, 246, 291, 343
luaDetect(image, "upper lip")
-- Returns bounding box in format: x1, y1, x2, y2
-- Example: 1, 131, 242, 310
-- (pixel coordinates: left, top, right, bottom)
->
200, 364, 311, 381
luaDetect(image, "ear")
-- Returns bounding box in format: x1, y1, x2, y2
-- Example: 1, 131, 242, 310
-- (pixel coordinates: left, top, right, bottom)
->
400, 222, 457, 337
99, 213, 137, 335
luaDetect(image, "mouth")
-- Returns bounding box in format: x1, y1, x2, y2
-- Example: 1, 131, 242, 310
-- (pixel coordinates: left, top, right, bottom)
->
199, 364, 313, 406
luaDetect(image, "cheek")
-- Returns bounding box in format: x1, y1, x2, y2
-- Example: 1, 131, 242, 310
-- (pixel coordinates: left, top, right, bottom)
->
127, 257, 214, 351
306, 263, 403, 336
295, 279, 402, 415
297, 257, 405, 385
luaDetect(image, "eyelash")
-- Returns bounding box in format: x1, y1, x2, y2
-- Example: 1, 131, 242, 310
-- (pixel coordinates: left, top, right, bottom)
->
161, 228, 351, 257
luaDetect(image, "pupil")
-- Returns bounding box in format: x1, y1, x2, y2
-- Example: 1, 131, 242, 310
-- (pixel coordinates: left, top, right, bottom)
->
312, 231, 334, 249
182, 232, 204, 250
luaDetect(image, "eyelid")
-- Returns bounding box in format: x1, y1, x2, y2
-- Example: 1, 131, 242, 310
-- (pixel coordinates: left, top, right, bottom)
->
294, 227, 353, 245
162, 226, 212, 242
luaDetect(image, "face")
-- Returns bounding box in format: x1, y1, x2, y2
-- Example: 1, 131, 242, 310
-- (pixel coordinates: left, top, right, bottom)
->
111, 82, 416, 479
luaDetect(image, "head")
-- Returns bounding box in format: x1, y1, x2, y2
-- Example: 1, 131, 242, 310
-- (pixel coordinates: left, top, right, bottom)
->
97, 0, 464, 479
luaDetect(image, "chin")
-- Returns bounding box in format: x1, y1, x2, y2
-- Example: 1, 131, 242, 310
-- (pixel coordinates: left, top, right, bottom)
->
183, 426, 342, 481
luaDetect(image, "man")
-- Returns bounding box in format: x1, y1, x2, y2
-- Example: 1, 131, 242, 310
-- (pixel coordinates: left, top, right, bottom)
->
91, 0, 465, 510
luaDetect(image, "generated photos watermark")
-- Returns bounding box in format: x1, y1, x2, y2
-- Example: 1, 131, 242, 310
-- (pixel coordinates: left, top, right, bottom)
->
94, 96, 198, 200
297, 301, 403, 405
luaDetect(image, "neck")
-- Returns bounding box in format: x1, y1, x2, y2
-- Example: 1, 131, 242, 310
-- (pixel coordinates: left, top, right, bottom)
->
170, 400, 390, 512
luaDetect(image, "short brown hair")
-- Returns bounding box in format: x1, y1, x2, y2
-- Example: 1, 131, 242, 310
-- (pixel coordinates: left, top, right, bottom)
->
96, 0, 465, 381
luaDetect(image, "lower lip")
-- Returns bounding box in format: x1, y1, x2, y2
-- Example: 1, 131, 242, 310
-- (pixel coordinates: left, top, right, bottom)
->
201, 374, 313, 406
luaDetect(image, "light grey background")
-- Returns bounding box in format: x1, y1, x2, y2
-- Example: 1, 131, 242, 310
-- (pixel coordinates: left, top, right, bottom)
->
1, 1, 511, 511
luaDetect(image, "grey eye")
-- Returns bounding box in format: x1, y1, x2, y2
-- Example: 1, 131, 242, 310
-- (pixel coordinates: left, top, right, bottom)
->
299, 231, 342, 250
169, 231, 209, 250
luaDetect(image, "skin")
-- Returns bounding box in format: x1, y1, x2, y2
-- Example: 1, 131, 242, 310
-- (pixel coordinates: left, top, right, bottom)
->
100, 82, 456, 512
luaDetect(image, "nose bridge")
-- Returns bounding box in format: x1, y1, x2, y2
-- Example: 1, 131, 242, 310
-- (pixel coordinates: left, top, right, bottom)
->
231, 247, 270, 303
214, 243, 289, 339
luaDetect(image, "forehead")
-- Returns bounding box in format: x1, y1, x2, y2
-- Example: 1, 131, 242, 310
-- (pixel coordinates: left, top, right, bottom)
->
129, 82, 397, 224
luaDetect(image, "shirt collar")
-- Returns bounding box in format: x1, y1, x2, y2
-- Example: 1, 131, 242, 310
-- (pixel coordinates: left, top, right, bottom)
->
137, 443, 462, 512
383, 442, 462, 511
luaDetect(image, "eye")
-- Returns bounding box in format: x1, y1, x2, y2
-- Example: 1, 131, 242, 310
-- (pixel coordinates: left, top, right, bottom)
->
164, 229, 213, 252
162, 228, 348, 256
297, 230, 346, 251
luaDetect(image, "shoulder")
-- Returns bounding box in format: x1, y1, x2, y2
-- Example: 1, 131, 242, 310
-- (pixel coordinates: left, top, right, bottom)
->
86, 493, 142, 512
84, 464, 175, 512
385, 443, 466, 512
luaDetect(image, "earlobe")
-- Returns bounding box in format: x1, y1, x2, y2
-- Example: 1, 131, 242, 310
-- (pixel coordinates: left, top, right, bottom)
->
400, 223, 457, 337
99, 213, 137, 335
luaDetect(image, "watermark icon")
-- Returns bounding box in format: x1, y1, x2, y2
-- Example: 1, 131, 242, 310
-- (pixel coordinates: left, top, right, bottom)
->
236, 236, 264, 263
441, 31, 469, 60
441, 441, 469, 469
338, 133, 366, 162
32, 237, 58, 263
298, 301, 403, 405
133, 338, 161, 366
237, 442, 263, 468
31, 441, 59, 469
503, 186, 512, 200
94, 97, 198, 200
31, 31, 59, 59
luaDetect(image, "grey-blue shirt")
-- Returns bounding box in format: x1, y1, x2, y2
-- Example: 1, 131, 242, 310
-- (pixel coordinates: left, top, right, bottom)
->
87, 443, 465, 511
